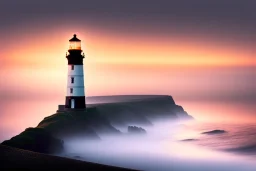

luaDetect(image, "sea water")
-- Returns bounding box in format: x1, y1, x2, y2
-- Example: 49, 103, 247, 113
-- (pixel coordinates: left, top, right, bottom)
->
62, 121, 256, 171
1, 99, 255, 170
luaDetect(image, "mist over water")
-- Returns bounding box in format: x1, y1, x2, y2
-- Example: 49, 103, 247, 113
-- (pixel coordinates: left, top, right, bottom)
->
1, 97, 255, 171
61, 121, 256, 171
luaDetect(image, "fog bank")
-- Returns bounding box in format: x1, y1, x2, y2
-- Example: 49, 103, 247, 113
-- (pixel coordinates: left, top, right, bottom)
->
60, 121, 256, 171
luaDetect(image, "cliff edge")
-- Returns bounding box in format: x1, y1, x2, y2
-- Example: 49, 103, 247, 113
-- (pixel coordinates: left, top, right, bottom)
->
1, 95, 193, 153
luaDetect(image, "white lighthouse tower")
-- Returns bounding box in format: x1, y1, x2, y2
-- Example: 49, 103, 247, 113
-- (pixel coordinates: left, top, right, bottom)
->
65, 34, 86, 109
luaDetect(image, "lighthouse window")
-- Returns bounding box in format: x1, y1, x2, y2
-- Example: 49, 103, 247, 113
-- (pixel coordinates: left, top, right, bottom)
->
71, 77, 74, 83
70, 88, 73, 94
71, 65, 74, 70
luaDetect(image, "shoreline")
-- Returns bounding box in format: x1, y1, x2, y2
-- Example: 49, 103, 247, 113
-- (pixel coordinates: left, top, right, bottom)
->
0, 145, 137, 171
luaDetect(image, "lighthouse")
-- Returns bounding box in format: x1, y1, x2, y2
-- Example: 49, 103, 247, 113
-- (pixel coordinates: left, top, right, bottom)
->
65, 34, 86, 109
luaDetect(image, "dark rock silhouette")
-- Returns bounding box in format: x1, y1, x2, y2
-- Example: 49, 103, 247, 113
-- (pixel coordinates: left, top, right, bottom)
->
128, 126, 146, 134
38, 107, 120, 140
0, 145, 137, 171
87, 95, 193, 128
1, 128, 63, 154
2, 95, 192, 153
181, 138, 198, 141
225, 144, 256, 155
202, 130, 226, 135
74, 155, 82, 159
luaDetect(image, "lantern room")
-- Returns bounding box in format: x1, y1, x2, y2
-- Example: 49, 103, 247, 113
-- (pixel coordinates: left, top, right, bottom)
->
69, 34, 81, 50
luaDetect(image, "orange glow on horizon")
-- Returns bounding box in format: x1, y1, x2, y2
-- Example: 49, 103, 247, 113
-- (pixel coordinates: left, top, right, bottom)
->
1, 29, 255, 69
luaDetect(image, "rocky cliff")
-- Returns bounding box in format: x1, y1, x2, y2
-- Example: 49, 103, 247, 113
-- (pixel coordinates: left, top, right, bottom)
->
88, 95, 192, 127
1, 95, 193, 153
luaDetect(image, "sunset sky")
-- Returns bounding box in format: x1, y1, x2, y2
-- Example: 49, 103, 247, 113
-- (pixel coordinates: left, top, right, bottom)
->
0, 0, 255, 138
